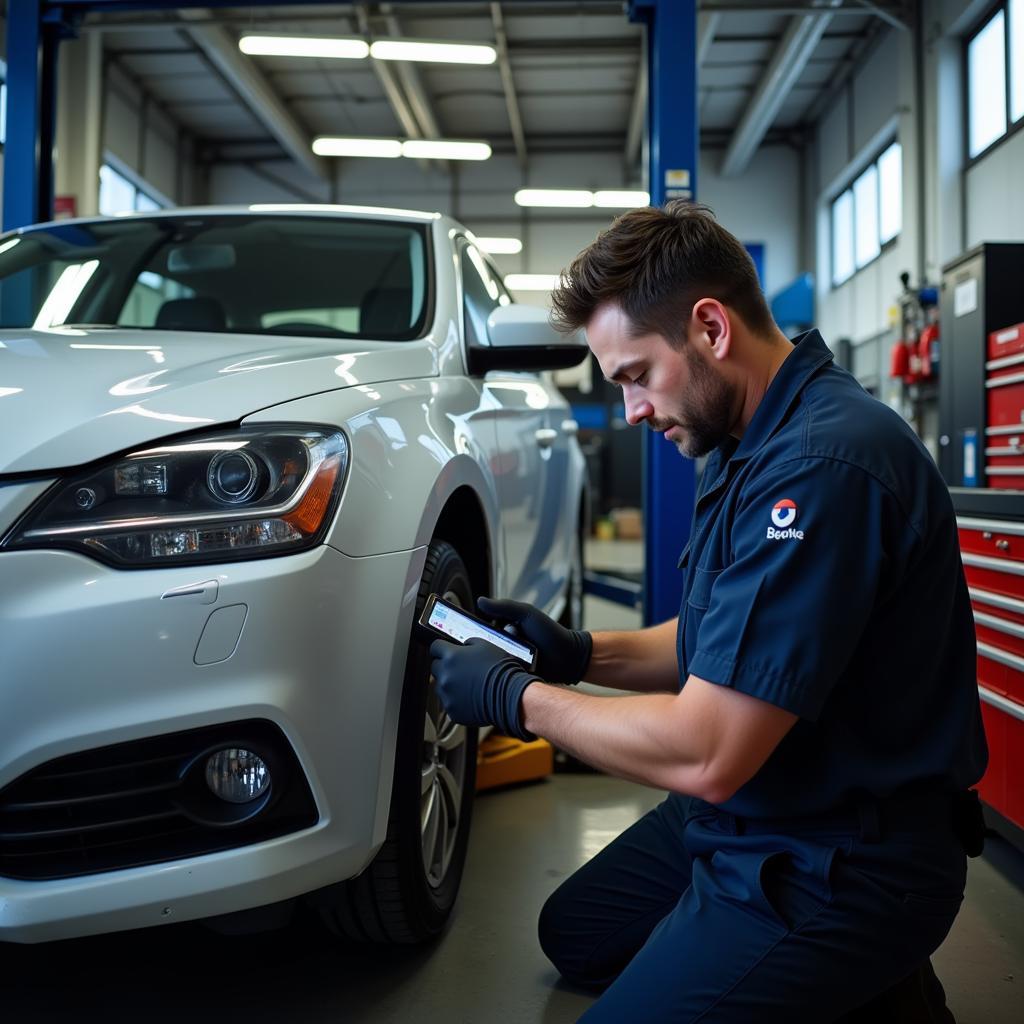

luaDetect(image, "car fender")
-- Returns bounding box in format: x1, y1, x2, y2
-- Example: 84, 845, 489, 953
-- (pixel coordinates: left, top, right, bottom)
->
244, 377, 501, 562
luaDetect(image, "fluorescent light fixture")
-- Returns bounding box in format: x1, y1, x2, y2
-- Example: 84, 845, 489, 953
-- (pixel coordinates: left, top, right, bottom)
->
401, 139, 491, 161
370, 39, 496, 65
312, 137, 402, 158
515, 189, 650, 209
505, 274, 560, 291
239, 36, 369, 59
515, 189, 594, 209
475, 237, 523, 255
593, 190, 650, 208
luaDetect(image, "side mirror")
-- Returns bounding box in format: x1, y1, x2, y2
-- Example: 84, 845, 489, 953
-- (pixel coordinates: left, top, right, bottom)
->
466, 304, 589, 374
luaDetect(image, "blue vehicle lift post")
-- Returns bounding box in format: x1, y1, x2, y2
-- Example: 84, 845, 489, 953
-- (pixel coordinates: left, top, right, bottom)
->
629, 0, 699, 626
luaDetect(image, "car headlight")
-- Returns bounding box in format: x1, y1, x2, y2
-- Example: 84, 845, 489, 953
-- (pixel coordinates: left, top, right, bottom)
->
2, 425, 348, 567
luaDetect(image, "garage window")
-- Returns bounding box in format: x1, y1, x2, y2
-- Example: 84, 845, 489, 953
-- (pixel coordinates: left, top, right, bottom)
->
830, 140, 902, 289
99, 164, 165, 217
967, 2, 1024, 159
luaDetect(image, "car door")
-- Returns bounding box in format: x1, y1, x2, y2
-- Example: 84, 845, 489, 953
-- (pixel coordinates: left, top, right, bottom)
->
458, 239, 570, 609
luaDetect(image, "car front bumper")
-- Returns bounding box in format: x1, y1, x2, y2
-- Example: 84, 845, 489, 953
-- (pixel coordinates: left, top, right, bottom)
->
0, 541, 426, 942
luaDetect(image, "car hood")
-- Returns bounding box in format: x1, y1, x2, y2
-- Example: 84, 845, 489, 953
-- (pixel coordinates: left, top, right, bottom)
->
0, 328, 438, 472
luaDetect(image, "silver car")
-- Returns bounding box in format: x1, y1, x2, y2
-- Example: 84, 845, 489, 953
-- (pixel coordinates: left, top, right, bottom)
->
0, 205, 587, 944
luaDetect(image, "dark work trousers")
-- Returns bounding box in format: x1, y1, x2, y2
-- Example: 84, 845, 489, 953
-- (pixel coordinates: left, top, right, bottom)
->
539, 793, 965, 1023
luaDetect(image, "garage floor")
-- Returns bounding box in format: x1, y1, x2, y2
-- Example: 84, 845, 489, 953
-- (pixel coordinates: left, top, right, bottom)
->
2, 577, 1022, 1022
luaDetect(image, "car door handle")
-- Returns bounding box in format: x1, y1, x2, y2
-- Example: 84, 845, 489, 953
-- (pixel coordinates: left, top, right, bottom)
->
535, 428, 558, 448
561, 419, 579, 435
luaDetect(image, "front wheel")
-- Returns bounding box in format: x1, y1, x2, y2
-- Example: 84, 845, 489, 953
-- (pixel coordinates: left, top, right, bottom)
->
312, 540, 478, 943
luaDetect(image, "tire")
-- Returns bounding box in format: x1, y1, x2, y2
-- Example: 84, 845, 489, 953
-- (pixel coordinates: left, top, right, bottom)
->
312, 540, 478, 944
558, 510, 585, 632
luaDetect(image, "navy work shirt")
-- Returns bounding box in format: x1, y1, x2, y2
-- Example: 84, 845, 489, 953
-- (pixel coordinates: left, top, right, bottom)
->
677, 329, 988, 818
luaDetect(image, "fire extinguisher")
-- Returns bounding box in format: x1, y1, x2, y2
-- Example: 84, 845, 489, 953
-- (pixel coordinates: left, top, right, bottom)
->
918, 321, 939, 379
890, 337, 911, 379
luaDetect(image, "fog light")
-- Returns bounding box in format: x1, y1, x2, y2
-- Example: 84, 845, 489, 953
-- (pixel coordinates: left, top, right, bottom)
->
205, 748, 270, 804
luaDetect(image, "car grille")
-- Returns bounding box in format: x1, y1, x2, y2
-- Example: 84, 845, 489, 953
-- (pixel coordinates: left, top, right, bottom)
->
0, 720, 318, 880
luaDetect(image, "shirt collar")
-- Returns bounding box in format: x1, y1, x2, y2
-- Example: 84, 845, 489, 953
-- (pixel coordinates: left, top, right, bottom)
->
727, 328, 833, 462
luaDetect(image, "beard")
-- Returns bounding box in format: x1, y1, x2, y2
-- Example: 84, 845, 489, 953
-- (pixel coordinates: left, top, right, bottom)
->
650, 345, 735, 458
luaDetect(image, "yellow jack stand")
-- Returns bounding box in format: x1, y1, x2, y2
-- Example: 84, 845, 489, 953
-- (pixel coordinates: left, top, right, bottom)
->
476, 733, 554, 791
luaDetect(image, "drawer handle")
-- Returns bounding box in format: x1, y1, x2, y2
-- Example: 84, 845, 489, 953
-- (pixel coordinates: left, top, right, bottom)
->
997, 539, 1011, 551
983, 531, 994, 540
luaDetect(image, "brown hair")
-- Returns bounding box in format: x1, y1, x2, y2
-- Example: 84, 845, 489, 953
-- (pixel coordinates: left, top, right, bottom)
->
549, 200, 774, 343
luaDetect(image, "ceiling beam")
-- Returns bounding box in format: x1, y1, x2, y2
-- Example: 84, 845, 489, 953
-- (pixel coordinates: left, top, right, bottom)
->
355, 5, 432, 172
697, 11, 720, 66
492, 2, 527, 171
624, 55, 646, 171
381, 6, 443, 140
627, 11, 718, 172
720, 3, 838, 177
177, 8, 325, 181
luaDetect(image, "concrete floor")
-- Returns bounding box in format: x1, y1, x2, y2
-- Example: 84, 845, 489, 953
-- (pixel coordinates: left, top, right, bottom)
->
1, 583, 1022, 1021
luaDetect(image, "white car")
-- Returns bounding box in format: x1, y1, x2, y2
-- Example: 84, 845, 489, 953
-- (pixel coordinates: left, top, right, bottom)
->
0, 205, 588, 944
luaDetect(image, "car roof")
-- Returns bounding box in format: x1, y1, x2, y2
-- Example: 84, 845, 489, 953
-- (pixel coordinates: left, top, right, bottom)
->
14, 203, 450, 234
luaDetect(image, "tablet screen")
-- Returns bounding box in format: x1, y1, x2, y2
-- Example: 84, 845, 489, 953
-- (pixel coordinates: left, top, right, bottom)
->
427, 601, 534, 665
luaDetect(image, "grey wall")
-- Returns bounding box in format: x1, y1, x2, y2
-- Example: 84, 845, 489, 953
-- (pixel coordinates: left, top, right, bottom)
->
808, 0, 1022, 348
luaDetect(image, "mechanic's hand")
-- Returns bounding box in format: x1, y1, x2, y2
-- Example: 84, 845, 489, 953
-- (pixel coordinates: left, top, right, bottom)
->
429, 637, 539, 741
477, 597, 592, 685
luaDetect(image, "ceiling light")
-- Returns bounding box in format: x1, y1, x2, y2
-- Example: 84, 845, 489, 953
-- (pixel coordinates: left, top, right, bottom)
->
514, 189, 594, 209
239, 36, 369, 60
402, 140, 491, 161
312, 137, 402, 158
475, 237, 523, 255
505, 274, 560, 291
370, 39, 497, 65
593, 190, 650, 208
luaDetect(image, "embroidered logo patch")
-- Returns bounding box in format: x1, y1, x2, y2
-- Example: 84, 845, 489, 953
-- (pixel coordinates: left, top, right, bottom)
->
768, 498, 804, 540
770, 499, 797, 528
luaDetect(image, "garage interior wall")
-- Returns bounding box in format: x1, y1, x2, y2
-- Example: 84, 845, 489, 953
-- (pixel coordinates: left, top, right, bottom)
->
53, 31, 201, 215
809, 0, 1024, 349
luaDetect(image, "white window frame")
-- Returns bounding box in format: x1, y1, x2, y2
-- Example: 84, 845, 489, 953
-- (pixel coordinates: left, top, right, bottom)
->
966, 1, 1024, 163
830, 140, 902, 290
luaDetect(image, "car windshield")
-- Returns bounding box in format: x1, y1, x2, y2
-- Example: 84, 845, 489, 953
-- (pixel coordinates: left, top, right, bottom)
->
0, 215, 430, 340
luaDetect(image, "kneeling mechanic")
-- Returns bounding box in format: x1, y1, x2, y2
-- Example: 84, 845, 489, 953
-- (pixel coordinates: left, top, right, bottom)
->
428, 201, 988, 1023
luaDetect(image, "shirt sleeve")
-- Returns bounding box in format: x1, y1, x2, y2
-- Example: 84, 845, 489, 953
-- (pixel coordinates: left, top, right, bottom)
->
688, 455, 912, 721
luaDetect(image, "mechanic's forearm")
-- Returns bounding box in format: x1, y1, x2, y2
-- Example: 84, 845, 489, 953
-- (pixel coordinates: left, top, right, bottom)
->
520, 683, 714, 797
581, 616, 680, 693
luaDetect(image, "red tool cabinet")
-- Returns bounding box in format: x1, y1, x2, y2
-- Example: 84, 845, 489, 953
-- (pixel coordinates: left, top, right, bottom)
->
955, 504, 1024, 843
941, 244, 1024, 847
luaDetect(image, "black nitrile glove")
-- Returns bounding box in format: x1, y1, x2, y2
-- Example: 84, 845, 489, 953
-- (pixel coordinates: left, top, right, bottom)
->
477, 596, 592, 685
429, 637, 538, 741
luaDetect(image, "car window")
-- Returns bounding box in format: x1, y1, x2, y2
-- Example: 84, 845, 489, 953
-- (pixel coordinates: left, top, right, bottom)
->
0, 216, 430, 341
117, 272, 196, 326
459, 239, 509, 347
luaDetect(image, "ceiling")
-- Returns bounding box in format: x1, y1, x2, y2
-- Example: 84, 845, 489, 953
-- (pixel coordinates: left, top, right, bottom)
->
85, 1, 902, 182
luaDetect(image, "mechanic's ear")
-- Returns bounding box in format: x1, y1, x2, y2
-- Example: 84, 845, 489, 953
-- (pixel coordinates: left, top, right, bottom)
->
691, 298, 731, 362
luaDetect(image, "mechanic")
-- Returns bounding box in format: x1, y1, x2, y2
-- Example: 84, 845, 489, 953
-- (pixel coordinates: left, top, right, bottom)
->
428, 201, 988, 1022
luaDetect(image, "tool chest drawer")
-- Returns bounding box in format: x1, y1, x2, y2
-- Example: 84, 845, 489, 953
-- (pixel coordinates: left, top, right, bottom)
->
988, 322, 1024, 361
976, 640, 1024, 704
977, 692, 1024, 829
958, 517, 1024, 563
982, 453, 1024, 489
986, 371, 1024, 432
